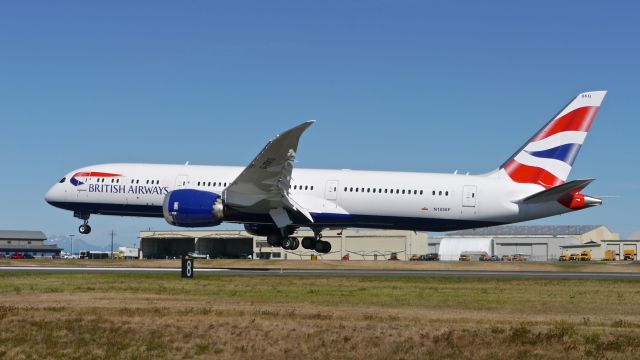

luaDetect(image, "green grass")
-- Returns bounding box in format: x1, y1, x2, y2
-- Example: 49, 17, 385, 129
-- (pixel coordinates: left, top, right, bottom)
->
1, 272, 640, 359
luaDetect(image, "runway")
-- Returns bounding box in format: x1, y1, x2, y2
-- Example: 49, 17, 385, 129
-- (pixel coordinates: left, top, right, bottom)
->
1, 266, 639, 279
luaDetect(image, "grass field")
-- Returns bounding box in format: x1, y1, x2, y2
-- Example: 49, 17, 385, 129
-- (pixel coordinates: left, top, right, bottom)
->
1, 271, 640, 359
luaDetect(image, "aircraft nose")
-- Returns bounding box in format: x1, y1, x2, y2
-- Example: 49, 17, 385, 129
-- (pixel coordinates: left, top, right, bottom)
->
45, 185, 58, 204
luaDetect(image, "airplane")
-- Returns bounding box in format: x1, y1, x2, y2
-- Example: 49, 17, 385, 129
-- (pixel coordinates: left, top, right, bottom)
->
46, 91, 606, 253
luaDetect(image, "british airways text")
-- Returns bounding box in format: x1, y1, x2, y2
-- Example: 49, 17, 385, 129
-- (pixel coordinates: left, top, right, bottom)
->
88, 184, 169, 195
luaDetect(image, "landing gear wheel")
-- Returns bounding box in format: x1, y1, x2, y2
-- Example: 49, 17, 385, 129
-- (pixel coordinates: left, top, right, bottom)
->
281, 237, 295, 250
301, 237, 315, 250
315, 240, 331, 254
267, 234, 283, 247
79, 224, 91, 234
290, 237, 300, 251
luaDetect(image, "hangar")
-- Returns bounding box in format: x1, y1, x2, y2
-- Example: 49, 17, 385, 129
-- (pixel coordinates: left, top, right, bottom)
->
139, 229, 427, 260
0, 230, 62, 258
433, 225, 620, 261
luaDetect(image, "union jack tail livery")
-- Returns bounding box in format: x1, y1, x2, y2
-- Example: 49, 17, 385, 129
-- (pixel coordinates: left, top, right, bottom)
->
500, 91, 606, 189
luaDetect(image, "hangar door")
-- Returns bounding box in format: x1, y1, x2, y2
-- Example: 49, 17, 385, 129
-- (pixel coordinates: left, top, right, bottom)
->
497, 244, 532, 256
531, 244, 548, 261
497, 243, 546, 261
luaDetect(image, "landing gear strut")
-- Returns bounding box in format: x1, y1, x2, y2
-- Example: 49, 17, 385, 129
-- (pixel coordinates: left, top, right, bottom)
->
74, 211, 92, 234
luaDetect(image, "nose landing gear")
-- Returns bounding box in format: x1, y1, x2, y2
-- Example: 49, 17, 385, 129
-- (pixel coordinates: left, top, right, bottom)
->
74, 212, 92, 234
79, 223, 92, 235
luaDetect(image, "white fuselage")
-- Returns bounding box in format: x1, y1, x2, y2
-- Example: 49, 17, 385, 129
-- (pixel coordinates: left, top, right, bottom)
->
45, 163, 573, 232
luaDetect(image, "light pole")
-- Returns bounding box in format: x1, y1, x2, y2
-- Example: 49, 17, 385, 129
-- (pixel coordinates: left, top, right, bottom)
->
68, 235, 74, 258
110, 230, 116, 259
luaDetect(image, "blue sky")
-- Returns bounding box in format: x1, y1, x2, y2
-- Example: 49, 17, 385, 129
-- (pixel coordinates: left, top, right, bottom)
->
1, 1, 639, 246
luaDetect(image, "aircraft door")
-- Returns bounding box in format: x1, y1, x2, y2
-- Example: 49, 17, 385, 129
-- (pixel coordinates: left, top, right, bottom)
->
462, 185, 477, 207
325, 180, 339, 200
175, 175, 189, 189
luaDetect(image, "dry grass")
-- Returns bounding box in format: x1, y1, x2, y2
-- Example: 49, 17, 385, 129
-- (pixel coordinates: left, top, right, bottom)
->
1, 272, 640, 359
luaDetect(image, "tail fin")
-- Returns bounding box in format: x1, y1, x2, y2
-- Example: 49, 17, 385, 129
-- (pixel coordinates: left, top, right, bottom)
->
500, 91, 606, 188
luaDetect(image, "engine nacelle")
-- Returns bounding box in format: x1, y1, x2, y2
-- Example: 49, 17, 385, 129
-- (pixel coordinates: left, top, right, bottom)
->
163, 189, 224, 227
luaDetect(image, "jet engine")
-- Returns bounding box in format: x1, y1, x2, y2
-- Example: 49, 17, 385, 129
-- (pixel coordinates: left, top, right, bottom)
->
162, 189, 224, 227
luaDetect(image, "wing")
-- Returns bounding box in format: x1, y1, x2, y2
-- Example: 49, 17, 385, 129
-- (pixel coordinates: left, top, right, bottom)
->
223, 121, 315, 227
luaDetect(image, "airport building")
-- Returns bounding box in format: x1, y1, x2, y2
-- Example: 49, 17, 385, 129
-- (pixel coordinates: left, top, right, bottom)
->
139, 229, 427, 261
0, 230, 62, 258
432, 225, 620, 261
139, 225, 627, 262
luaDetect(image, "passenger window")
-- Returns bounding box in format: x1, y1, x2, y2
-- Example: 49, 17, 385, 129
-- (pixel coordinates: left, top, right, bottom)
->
350, 187, 353, 192
367, 188, 370, 193
355, 188, 359, 192
432, 191, 436, 196
311, 186, 314, 190
446, 191, 449, 196
402, 190, 405, 194
373, 188, 376, 193
384, 189, 388, 193
294, 185, 297, 190
344, 187, 347, 192
305, 186, 308, 190
439, 191, 442, 196
420, 190, 423, 195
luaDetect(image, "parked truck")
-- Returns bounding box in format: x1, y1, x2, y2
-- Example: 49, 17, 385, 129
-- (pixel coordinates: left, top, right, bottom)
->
623, 249, 637, 261
603, 250, 616, 261
114, 247, 140, 259
578, 250, 591, 261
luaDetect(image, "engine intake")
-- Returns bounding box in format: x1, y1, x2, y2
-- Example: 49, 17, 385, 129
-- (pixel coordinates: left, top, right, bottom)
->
163, 189, 224, 227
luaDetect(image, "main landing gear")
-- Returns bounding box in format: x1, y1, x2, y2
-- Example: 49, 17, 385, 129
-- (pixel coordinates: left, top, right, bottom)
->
74, 211, 92, 234
301, 236, 331, 254
267, 234, 299, 250
266, 228, 331, 254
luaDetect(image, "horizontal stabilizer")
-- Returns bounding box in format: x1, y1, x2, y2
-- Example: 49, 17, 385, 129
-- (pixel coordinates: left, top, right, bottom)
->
518, 179, 595, 204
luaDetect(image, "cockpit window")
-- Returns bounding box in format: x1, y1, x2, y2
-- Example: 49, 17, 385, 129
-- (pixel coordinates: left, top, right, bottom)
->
59, 177, 66, 183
